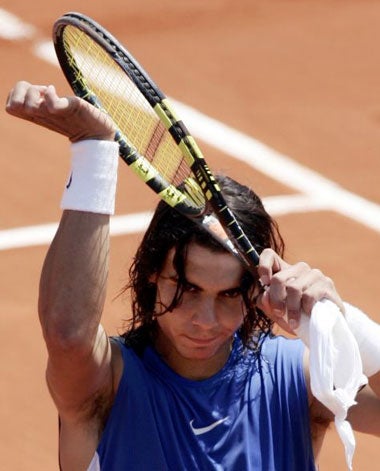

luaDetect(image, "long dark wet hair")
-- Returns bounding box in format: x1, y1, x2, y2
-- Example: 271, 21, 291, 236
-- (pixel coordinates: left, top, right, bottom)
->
120, 175, 285, 352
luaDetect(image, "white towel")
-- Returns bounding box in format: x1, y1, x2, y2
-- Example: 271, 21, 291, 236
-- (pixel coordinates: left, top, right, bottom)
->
295, 299, 368, 470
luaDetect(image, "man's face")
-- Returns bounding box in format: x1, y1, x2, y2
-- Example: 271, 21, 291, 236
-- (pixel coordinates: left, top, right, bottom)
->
152, 242, 246, 379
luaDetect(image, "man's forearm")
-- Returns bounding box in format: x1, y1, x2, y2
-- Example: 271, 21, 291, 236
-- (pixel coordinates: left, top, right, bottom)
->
38, 210, 110, 353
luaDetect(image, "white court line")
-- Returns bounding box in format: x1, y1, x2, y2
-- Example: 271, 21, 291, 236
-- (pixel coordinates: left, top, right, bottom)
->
32, 39, 380, 233
34, 40, 380, 233
0, 8, 36, 40
1, 13, 380, 250
32, 39, 380, 232
33, 40, 59, 66
0, 195, 332, 251
171, 99, 380, 234
0, 212, 154, 251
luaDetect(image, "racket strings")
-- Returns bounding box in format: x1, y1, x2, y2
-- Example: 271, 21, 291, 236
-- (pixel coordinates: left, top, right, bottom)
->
62, 26, 202, 201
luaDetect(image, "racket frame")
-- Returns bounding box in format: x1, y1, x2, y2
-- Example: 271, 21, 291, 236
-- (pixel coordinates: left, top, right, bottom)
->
53, 12, 260, 269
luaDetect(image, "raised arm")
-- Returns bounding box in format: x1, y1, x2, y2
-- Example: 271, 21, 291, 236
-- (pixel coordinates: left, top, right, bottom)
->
6, 82, 120, 466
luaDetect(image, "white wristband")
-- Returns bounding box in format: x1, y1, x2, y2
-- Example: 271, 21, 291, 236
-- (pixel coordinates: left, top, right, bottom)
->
61, 140, 119, 215
344, 302, 380, 377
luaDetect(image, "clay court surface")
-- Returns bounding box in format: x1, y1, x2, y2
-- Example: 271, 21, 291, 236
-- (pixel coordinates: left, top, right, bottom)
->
1, 1, 380, 469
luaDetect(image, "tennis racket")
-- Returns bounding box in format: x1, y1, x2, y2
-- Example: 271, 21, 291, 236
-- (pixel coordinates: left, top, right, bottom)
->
53, 12, 260, 270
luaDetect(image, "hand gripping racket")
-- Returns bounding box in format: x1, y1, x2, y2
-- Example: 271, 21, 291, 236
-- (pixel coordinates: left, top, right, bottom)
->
53, 12, 260, 270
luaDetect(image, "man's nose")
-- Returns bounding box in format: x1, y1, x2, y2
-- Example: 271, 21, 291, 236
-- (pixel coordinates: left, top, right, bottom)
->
191, 297, 218, 329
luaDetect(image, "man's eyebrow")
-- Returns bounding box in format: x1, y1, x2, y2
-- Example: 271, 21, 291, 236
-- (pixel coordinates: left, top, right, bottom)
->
160, 273, 197, 287
222, 285, 242, 291
161, 272, 244, 293
160, 272, 178, 280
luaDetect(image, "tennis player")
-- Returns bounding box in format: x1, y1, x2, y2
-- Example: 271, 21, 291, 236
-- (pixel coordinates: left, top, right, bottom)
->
6, 81, 380, 470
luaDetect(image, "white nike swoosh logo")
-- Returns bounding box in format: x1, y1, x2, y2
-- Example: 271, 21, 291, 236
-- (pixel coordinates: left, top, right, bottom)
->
189, 416, 229, 436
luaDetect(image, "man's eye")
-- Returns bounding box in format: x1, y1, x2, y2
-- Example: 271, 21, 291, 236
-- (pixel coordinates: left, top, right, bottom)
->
183, 283, 198, 292
222, 288, 242, 299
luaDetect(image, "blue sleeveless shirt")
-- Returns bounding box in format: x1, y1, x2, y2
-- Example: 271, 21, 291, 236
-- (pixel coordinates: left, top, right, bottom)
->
93, 335, 315, 470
